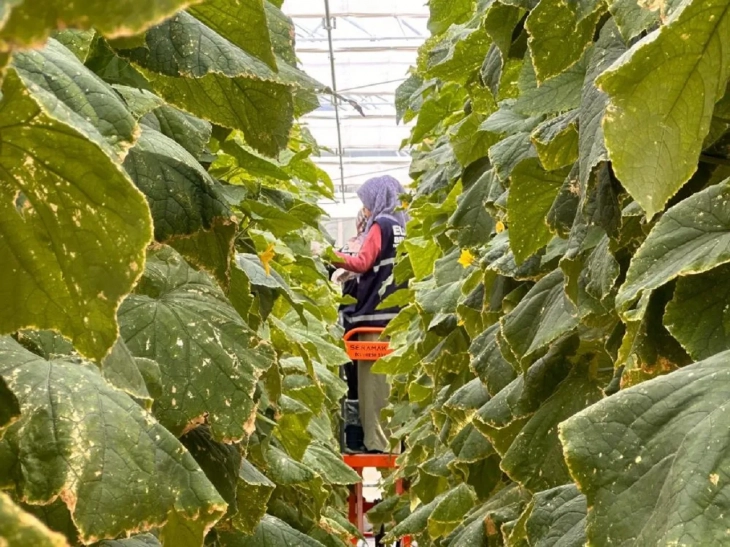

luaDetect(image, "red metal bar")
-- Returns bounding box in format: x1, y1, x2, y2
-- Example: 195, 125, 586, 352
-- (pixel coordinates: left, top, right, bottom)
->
344, 453, 411, 546
342, 327, 387, 341
343, 453, 399, 469
347, 467, 364, 545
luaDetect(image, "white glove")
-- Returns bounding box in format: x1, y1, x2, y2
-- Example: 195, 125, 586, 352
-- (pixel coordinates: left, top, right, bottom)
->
332, 268, 355, 284
310, 240, 324, 257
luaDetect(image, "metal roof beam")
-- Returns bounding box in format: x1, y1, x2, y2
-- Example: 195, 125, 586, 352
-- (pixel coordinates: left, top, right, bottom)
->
288, 12, 428, 18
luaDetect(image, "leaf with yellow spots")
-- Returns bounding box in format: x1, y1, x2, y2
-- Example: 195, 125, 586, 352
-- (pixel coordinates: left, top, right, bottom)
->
119, 246, 274, 441
0, 335, 226, 544
259, 244, 276, 276
0, 69, 153, 362
458, 249, 475, 269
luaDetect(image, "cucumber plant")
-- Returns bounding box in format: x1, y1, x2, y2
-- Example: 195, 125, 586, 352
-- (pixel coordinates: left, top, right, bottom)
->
0, 1, 360, 546
375, 0, 730, 545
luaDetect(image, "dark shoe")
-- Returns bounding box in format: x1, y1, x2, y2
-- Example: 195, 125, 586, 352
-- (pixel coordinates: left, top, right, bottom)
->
345, 424, 365, 452
344, 445, 367, 454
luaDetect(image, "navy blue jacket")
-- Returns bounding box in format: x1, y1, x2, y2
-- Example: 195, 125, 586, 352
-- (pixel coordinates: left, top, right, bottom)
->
342, 216, 405, 331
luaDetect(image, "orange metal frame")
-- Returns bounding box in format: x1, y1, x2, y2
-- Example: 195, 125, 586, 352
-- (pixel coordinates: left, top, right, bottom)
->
343, 454, 411, 546
343, 327, 392, 361
342, 329, 409, 545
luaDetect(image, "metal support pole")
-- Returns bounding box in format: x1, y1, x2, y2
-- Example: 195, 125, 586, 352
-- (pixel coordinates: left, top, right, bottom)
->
323, 0, 347, 203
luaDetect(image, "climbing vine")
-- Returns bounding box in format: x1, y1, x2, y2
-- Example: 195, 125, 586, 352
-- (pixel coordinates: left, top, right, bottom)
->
0, 1, 360, 546
374, 0, 730, 545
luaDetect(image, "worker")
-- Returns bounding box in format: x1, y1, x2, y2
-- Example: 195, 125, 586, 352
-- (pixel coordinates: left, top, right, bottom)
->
331, 175, 408, 454
332, 208, 368, 452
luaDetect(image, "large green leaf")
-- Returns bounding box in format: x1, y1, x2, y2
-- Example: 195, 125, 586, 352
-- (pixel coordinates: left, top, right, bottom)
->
427, 19, 491, 86
101, 336, 156, 402
513, 51, 589, 116
387, 491, 445, 540
302, 443, 360, 485
526, 0, 603, 82
608, 0, 663, 40
119, 246, 274, 441
598, 0, 730, 217
474, 341, 574, 455
0, 0, 199, 51
443, 378, 490, 428
450, 113, 498, 168
396, 74, 424, 123
444, 484, 531, 547
578, 234, 620, 305
217, 135, 291, 181
428, 0, 474, 35
411, 86, 465, 143
233, 459, 275, 534
448, 170, 495, 246
129, 11, 294, 156
664, 263, 730, 360
265, 444, 315, 486
524, 484, 587, 547
269, 313, 348, 369
141, 104, 212, 160
0, 69, 152, 362
481, 101, 543, 135
616, 177, 730, 315
12, 39, 137, 159
508, 159, 570, 264
404, 237, 442, 281
52, 29, 96, 62
489, 132, 538, 181
578, 20, 626, 186
501, 269, 578, 367
469, 323, 518, 396
188, 0, 277, 69
0, 337, 226, 543
166, 216, 237, 288
264, 2, 297, 65
561, 350, 730, 546
427, 483, 477, 539
501, 370, 603, 491
123, 127, 232, 241
180, 425, 241, 517
218, 514, 325, 547
483, 1, 524, 55
531, 110, 579, 171
0, 492, 68, 547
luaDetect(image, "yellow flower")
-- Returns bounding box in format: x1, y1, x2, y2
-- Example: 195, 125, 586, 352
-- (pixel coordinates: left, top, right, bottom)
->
458, 249, 475, 269
496, 220, 505, 233
259, 244, 276, 275
457, 318, 465, 327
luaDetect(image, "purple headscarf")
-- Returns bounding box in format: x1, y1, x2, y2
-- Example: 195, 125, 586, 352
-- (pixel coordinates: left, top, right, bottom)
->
357, 175, 408, 233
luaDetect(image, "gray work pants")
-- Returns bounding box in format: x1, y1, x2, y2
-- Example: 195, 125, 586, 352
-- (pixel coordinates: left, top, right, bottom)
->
357, 332, 390, 453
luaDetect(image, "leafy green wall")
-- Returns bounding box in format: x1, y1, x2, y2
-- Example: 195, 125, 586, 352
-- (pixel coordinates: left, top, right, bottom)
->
0, 1, 361, 546
375, 0, 730, 545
